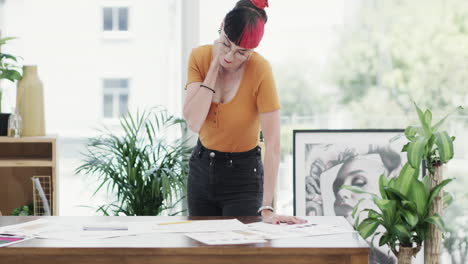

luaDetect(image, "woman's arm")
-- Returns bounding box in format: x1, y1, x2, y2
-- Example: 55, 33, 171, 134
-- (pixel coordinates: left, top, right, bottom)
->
260, 110, 306, 224
183, 42, 223, 133
259, 109, 281, 209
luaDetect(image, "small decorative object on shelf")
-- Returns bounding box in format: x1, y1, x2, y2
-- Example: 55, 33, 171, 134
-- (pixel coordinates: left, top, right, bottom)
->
8, 107, 22, 138
32, 175, 52, 216
16, 65, 45, 136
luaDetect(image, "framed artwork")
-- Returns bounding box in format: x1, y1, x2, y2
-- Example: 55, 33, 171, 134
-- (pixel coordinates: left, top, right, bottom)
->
293, 129, 424, 264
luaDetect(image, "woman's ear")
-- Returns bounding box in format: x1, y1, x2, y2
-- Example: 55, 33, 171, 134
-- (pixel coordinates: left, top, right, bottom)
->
218, 21, 225, 34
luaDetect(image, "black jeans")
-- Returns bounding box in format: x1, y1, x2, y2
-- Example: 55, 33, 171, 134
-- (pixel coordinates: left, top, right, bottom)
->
187, 139, 264, 216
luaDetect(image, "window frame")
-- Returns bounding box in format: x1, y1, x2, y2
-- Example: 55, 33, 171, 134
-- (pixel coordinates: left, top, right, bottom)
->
100, 0, 132, 39
102, 78, 130, 120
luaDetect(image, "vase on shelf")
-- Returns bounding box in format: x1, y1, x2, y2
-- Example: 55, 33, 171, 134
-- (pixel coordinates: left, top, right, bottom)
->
16, 65, 45, 136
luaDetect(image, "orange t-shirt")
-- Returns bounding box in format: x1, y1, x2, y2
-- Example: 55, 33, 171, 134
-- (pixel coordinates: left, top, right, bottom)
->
186, 45, 280, 152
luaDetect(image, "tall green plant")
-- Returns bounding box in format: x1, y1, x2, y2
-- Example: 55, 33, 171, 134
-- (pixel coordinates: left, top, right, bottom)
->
343, 166, 452, 258
75, 107, 192, 216
402, 103, 462, 263
343, 103, 462, 261
0, 37, 22, 112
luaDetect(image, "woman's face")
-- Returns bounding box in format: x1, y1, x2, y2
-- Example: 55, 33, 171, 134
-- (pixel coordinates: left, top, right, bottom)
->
333, 154, 385, 222
218, 31, 252, 71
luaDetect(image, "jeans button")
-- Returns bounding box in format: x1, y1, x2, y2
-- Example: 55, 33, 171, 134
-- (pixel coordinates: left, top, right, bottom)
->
209, 152, 215, 158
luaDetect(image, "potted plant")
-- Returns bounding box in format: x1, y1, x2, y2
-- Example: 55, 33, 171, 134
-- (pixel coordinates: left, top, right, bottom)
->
75, 107, 192, 216
404, 103, 463, 263
344, 165, 451, 264
0, 36, 22, 136
344, 103, 461, 263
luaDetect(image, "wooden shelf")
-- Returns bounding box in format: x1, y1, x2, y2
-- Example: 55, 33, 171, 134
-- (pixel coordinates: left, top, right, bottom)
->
0, 135, 57, 143
0, 136, 57, 216
0, 158, 53, 167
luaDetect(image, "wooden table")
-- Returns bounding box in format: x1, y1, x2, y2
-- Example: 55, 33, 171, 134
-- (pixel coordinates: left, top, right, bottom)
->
0, 216, 369, 264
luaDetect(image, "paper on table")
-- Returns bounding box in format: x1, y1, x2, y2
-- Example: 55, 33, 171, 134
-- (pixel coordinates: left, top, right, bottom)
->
0, 219, 142, 241
0, 219, 71, 236
82, 222, 128, 231
246, 222, 356, 237
39, 221, 156, 241
186, 231, 267, 245
152, 219, 247, 233
0, 234, 33, 247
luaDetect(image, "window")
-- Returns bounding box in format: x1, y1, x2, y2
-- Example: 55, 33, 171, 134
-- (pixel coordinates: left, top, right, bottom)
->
102, 7, 129, 32
103, 78, 129, 118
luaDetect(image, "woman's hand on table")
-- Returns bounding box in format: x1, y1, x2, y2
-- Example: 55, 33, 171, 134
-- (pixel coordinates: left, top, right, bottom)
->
261, 210, 307, 225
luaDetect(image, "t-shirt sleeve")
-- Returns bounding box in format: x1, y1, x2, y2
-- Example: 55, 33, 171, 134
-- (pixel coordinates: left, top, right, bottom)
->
185, 48, 204, 89
256, 61, 281, 113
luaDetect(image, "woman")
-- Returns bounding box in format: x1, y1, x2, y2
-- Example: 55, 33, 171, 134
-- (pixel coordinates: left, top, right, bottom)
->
183, 0, 305, 225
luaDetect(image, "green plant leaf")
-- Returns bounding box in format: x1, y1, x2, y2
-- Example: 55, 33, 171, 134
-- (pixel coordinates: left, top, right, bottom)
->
393, 224, 411, 242
384, 186, 409, 202
374, 199, 397, 225
404, 126, 417, 141
357, 218, 380, 239
379, 174, 389, 199
400, 209, 419, 227
0, 53, 18, 62
379, 233, 392, 247
402, 200, 418, 215
425, 214, 446, 232
406, 179, 428, 218
424, 109, 432, 127
434, 131, 454, 163
392, 163, 418, 196
0, 69, 22, 82
422, 175, 430, 191
414, 102, 431, 136
362, 209, 382, 220
407, 136, 428, 169
443, 191, 454, 208
427, 178, 453, 208
341, 185, 377, 199
0, 37, 17, 45
353, 213, 361, 230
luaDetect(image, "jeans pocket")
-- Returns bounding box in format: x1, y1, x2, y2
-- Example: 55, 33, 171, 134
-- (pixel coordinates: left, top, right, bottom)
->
255, 157, 264, 192
189, 145, 200, 161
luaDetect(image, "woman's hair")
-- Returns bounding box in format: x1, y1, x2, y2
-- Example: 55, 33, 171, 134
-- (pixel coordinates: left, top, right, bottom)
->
223, 0, 268, 49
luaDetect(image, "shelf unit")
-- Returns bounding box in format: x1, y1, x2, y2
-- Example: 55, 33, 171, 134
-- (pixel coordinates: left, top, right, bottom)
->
0, 136, 57, 216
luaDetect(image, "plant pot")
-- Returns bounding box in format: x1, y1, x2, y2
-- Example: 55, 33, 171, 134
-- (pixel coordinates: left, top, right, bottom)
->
398, 246, 413, 264
0, 113, 11, 136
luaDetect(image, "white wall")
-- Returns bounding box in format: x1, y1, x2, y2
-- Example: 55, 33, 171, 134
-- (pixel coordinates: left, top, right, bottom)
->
2, 0, 183, 215
3, 0, 180, 137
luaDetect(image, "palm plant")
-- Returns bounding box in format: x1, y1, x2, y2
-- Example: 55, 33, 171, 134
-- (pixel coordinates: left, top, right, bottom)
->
75, 107, 192, 216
